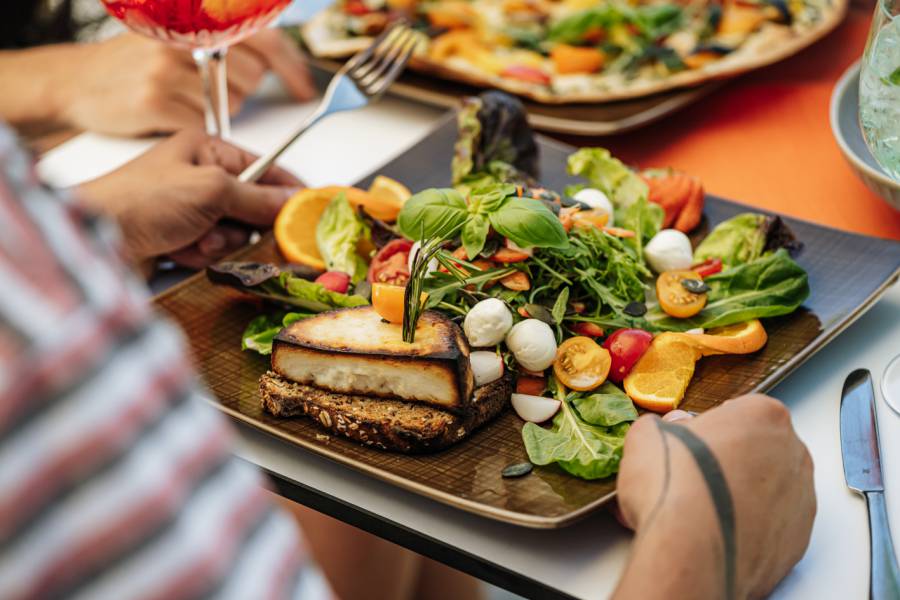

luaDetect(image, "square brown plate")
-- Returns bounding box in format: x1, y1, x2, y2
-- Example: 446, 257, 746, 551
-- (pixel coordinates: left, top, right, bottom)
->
155, 114, 900, 528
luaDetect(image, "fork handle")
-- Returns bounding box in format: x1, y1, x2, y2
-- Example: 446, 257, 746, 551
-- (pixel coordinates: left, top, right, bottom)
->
238, 107, 326, 183
865, 491, 900, 600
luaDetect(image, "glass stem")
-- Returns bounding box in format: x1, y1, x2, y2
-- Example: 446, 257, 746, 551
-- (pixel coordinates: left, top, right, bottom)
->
192, 47, 230, 139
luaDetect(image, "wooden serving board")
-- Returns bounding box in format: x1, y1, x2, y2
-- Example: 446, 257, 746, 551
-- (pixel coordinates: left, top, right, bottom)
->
155, 115, 900, 528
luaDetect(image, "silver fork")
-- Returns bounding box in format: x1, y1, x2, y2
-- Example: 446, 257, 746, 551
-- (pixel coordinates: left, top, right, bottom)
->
238, 22, 419, 183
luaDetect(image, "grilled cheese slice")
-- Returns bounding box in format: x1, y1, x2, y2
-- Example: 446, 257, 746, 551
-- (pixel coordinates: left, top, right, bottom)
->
272, 306, 475, 414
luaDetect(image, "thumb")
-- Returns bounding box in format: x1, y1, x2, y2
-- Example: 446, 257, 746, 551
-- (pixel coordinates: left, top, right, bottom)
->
222, 179, 294, 227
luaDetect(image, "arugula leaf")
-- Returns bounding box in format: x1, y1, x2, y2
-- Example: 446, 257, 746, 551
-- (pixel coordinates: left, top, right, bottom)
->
551, 287, 570, 324
315, 192, 370, 283
522, 381, 636, 480
571, 383, 638, 427
567, 147, 649, 207
461, 214, 490, 259
241, 312, 310, 355
644, 249, 809, 330
489, 197, 569, 249
397, 188, 468, 241
548, 7, 628, 44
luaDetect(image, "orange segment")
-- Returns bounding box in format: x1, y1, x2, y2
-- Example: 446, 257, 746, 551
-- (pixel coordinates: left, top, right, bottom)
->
673, 319, 768, 356
274, 188, 334, 270
623, 333, 702, 413
367, 176, 411, 221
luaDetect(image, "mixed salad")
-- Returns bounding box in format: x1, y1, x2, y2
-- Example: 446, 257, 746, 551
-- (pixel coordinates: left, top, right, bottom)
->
233, 91, 808, 480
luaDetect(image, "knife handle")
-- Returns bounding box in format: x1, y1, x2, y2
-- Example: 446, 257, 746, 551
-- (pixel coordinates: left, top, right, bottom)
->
865, 491, 900, 600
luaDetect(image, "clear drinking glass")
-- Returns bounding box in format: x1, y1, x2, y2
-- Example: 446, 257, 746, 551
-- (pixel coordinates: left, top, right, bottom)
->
859, 0, 900, 180
100, 0, 292, 138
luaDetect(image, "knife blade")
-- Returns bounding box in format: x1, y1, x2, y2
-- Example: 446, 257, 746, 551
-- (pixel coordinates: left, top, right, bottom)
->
841, 369, 884, 492
840, 368, 900, 599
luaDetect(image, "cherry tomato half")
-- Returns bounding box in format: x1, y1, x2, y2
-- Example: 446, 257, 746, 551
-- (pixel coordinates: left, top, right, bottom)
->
368, 238, 413, 285
372, 283, 427, 324
602, 328, 653, 383
656, 270, 707, 319
553, 336, 611, 391
691, 257, 723, 278
571, 322, 605, 337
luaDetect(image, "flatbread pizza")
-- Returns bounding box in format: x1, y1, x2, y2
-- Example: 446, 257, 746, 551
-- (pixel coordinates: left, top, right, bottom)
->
301, 0, 846, 103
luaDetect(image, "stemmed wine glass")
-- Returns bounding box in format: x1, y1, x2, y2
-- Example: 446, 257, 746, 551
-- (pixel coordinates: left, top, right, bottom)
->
100, 0, 292, 138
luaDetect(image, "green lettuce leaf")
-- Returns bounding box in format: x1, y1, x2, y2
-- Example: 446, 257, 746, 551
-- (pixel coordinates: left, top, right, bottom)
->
572, 383, 639, 427
693, 213, 768, 269
241, 312, 310, 355
644, 249, 809, 330
522, 383, 636, 480
315, 192, 370, 283
567, 147, 649, 208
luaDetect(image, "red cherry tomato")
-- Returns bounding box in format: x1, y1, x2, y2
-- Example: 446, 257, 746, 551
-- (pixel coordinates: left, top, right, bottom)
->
572, 322, 605, 337
344, 0, 370, 15
314, 271, 350, 294
691, 257, 723, 278
602, 328, 653, 383
500, 65, 551, 85
368, 238, 413, 284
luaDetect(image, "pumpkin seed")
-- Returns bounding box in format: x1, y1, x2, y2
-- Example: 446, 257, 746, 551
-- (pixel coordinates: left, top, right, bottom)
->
681, 279, 710, 294
523, 303, 555, 325
624, 301, 647, 317
502, 462, 534, 478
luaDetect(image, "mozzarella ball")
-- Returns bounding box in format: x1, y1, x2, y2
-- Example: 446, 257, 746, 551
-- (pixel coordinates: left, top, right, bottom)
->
505, 319, 557, 372
470, 351, 504, 386
407, 241, 438, 275
573, 188, 615, 226
463, 298, 513, 347
645, 229, 693, 273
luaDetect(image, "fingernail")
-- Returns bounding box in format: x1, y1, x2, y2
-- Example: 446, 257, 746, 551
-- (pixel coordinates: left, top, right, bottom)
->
200, 231, 226, 254
662, 409, 693, 422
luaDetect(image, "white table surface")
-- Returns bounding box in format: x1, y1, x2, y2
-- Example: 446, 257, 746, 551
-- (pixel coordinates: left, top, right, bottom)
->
37, 87, 900, 600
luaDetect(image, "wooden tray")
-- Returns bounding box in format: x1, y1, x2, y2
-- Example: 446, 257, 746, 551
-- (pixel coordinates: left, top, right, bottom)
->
155, 115, 900, 529
309, 56, 719, 136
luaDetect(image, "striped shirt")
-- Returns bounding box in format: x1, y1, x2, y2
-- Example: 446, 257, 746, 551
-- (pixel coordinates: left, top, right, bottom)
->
0, 124, 313, 599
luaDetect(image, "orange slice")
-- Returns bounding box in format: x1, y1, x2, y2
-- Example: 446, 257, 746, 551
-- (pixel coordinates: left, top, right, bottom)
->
274, 188, 334, 270
674, 319, 768, 356
367, 176, 411, 221
623, 333, 702, 413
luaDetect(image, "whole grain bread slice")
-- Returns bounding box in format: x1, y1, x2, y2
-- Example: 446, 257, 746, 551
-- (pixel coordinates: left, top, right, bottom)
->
259, 371, 510, 454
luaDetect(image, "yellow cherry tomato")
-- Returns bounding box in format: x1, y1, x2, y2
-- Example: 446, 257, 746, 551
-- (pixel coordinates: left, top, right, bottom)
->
656, 270, 707, 319
372, 283, 428, 324
553, 336, 612, 391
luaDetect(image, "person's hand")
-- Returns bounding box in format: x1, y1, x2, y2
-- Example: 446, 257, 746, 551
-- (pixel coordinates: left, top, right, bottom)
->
613, 395, 816, 600
59, 30, 315, 136
75, 129, 300, 269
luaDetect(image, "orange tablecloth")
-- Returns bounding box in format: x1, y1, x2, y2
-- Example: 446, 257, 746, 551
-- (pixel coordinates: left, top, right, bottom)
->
600, 7, 900, 241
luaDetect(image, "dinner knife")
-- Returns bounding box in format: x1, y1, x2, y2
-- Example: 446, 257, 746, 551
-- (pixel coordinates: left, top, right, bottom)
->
841, 368, 900, 599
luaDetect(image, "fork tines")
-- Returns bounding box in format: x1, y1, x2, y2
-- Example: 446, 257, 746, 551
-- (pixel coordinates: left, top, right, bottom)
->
344, 21, 420, 97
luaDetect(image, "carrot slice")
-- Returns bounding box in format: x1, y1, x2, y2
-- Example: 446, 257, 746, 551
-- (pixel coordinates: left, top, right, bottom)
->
673, 178, 705, 233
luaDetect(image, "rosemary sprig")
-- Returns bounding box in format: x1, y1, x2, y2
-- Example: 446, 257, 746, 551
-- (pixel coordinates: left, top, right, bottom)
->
402, 222, 463, 343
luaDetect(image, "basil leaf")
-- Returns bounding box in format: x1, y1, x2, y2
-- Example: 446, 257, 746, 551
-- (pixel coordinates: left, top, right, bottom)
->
315, 192, 370, 283
468, 183, 516, 215
397, 188, 468, 241
571, 383, 638, 427
489, 197, 569, 249
461, 214, 490, 259
644, 249, 809, 330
